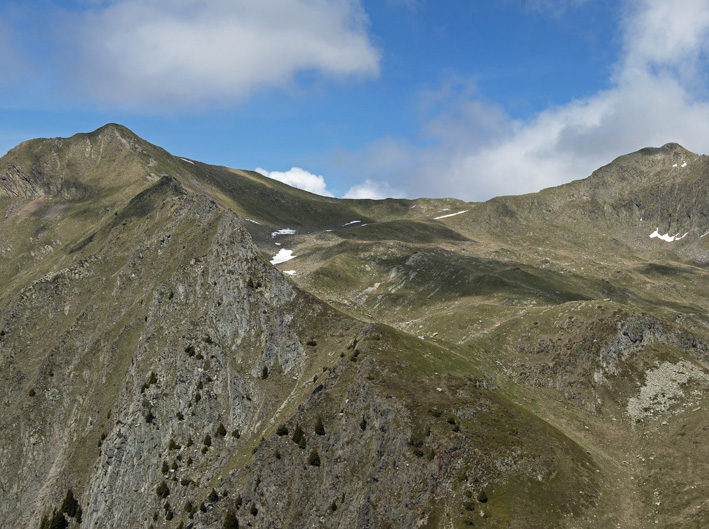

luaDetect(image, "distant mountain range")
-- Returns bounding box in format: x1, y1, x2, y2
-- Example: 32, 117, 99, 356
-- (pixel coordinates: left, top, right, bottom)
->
1, 124, 707, 528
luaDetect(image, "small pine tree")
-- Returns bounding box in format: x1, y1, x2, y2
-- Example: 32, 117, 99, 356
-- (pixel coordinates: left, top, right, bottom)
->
208, 488, 219, 502
477, 489, 488, 503
49, 510, 67, 529
162, 461, 169, 474
308, 449, 321, 467
360, 416, 367, 431
298, 436, 306, 449
223, 510, 239, 529
292, 424, 304, 445
216, 423, 227, 437
203, 434, 212, 447
314, 417, 325, 436
156, 481, 170, 499
61, 488, 79, 518
276, 424, 288, 436
261, 366, 269, 379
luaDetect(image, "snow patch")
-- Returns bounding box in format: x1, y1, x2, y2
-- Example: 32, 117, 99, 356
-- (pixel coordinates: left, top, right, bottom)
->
681, 161, 687, 167
650, 227, 688, 242
271, 249, 295, 265
343, 220, 361, 226
180, 158, 194, 164
434, 210, 469, 220
672, 163, 678, 167
245, 218, 260, 225
272, 229, 296, 238
283, 270, 296, 276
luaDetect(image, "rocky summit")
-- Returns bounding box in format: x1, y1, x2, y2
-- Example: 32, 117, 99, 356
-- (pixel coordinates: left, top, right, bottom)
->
1, 124, 708, 529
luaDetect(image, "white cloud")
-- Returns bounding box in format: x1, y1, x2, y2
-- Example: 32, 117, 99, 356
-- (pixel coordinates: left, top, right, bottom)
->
335, 0, 709, 201
343, 178, 405, 199
64, 0, 380, 108
256, 167, 334, 197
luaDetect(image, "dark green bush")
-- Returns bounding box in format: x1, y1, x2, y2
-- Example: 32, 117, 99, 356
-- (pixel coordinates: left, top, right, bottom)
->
276, 424, 288, 436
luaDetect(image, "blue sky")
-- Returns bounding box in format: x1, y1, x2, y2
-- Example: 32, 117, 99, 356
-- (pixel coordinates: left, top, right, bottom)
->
1, 0, 709, 200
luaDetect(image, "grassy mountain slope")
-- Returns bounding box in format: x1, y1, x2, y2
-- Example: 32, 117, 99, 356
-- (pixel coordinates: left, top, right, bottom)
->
1, 125, 708, 528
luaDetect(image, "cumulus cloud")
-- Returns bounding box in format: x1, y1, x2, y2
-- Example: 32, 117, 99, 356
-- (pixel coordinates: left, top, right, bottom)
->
255, 167, 334, 197
343, 178, 405, 199
335, 0, 709, 201
63, 0, 380, 108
